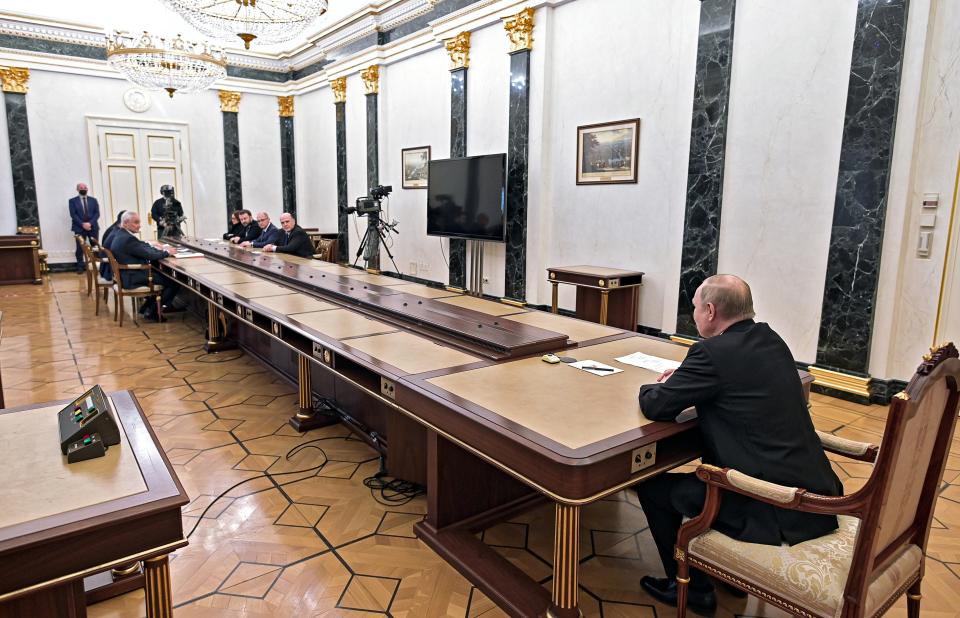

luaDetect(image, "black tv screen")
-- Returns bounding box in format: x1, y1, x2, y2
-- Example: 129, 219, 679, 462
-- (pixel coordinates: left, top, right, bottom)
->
426, 154, 506, 242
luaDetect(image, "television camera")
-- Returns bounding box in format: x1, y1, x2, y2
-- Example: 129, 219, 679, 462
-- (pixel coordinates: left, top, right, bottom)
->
345, 185, 400, 272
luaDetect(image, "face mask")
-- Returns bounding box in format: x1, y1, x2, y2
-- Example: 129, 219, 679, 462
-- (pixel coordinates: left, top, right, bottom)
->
79, 190, 88, 196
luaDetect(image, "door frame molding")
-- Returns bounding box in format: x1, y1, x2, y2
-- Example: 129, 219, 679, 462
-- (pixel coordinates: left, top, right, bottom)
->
85, 115, 196, 236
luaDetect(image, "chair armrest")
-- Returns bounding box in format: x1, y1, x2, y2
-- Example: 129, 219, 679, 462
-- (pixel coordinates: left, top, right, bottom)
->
816, 430, 879, 463
696, 464, 863, 515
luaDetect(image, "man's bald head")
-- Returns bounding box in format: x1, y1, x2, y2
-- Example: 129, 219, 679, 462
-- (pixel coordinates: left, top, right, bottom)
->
692, 274, 755, 338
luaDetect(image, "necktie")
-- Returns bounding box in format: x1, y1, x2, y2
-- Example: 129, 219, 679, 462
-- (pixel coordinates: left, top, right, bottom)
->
81, 196, 87, 217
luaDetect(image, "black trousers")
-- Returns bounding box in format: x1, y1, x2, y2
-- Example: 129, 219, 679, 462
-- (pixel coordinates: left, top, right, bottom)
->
636, 472, 713, 591
74, 230, 98, 269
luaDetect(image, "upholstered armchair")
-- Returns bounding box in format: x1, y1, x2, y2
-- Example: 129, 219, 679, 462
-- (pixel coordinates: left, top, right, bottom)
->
102, 247, 162, 327
674, 343, 960, 618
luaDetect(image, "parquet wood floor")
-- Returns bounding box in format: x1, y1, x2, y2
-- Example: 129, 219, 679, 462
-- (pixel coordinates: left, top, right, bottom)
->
1, 275, 957, 617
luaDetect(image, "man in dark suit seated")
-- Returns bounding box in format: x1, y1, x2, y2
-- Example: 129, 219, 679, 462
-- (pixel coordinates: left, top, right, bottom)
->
110, 212, 180, 321
636, 275, 842, 614
240, 212, 281, 249
227, 210, 261, 244
263, 213, 314, 258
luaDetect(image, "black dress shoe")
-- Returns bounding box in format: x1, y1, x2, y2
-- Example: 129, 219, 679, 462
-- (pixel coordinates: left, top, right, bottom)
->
640, 576, 716, 615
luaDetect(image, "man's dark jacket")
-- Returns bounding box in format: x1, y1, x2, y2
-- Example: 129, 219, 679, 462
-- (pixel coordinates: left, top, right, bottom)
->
274, 225, 313, 258
108, 228, 170, 289
639, 319, 842, 545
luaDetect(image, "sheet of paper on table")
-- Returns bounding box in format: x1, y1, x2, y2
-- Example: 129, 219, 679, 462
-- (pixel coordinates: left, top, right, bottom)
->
615, 351, 682, 373
568, 360, 623, 377
172, 250, 204, 258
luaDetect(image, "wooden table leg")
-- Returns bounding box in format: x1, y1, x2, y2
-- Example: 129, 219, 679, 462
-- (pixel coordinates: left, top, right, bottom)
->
547, 503, 583, 618
289, 354, 338, 432
143, 556, 172, 618
204, 301, 235, 353
599, 290, 610, 326
551, 282, 559, 314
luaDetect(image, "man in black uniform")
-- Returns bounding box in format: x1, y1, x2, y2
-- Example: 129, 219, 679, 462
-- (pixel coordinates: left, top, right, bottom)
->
150, 185, 183, 239
263, 212, 314, 258
110, 211, 180, 321
636, 275, 842, 614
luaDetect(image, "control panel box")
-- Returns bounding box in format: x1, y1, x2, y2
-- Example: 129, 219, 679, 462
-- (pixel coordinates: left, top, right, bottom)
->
57, 385, 121, 461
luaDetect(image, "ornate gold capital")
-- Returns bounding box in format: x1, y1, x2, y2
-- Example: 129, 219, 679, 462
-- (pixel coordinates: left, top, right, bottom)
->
503, 7, 534, 52
218, 90, 241, 113
277, 95, 294, 117
0, 66, 29, 93
445, 31, 471, 70
361, 64, 379, 95
330, 77, 346, 103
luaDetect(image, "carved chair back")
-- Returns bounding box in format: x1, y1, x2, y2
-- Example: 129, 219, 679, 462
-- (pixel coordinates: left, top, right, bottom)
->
843, 344, 960, 607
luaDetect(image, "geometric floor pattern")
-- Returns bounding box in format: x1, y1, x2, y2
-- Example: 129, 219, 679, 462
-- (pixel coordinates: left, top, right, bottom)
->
1, 274, 958, 617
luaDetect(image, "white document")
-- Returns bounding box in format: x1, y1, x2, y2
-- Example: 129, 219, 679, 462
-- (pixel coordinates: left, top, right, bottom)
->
615, 351, 682, 373
172, 251, 204, 259
569, 360, 623, 377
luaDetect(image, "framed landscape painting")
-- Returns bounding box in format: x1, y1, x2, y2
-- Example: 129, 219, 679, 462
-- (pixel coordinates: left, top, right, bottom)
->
576, 118, 640, 185
402, 146, 431, 189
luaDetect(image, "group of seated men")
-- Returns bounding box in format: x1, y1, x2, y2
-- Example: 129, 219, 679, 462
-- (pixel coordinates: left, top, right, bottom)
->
223, 209, 314, 258
94, 209, 315, 321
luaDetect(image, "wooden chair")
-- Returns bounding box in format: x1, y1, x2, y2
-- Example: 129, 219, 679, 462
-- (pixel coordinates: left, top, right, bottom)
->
17, 225, 47, 275
101, 247, 162, 327
674, 342, 960, 618
312, 237, 337, 262
78, 238, 112, 316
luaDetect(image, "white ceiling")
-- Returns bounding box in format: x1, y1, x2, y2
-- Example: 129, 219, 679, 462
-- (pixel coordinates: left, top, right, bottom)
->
0, 0, 376, 54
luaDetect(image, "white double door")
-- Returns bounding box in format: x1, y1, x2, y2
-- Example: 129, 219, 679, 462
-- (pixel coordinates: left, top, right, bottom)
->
87, 117, 194, 241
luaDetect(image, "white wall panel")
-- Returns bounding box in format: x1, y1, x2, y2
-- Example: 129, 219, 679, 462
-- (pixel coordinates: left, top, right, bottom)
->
718, 0, 857, 362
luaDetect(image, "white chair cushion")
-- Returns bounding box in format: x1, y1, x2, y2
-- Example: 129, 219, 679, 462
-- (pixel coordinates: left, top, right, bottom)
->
97, 277, 112, 286
113, 284, 162, 293
687, 515, 922, 618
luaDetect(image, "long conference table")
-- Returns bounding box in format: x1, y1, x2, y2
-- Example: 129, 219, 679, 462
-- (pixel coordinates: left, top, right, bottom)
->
159, 238, 809, 618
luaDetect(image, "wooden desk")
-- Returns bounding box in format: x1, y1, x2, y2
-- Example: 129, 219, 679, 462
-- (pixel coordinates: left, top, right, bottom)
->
0, 235, 41, 285
548, 265, 644, 330
160, 239, 809, 617
0, 391, 188, 618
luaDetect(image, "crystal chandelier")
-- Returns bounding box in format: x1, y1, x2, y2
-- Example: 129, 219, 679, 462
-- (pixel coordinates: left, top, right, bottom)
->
161, 0, 329, 49
106, 31, 227, 97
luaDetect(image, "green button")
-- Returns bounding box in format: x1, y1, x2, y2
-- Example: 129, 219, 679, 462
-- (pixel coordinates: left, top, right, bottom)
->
83, 437, 92, 445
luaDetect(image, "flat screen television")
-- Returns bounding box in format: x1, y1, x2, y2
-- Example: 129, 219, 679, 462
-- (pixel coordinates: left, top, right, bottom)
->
426, 154, 506, 242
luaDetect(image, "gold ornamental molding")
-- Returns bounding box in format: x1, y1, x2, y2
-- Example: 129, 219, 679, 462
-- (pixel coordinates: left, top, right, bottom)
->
0, 66, 29, 93
218, 90, 241, 113
669, 335, 697, 347
807, 366, 872, 398
330, 76, 346, 103
503, 7, 534, 52
277, 95, 294, 117
361, 64, 379, 95
445, 31, 471, 70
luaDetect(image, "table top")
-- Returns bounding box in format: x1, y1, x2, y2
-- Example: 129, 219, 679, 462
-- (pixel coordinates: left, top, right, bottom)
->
547, 265, 645, 278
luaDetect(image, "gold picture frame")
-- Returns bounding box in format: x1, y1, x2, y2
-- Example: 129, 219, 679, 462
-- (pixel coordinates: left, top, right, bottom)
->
576, 118, 640, 185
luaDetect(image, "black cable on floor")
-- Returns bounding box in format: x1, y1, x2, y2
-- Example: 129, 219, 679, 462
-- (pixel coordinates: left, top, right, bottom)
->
184, 436, 348, 539
362, 473, 425, 507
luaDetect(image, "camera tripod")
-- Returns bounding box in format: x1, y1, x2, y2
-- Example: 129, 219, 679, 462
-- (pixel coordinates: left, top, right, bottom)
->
353, 212, 400, 274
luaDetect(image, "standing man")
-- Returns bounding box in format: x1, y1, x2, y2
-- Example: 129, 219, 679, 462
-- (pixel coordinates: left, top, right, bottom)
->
69, 182, 100, 273
263, 213, 314, 257
150, 185, 183, 239
240, 212, 281, 249
634, 275, 842, 614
